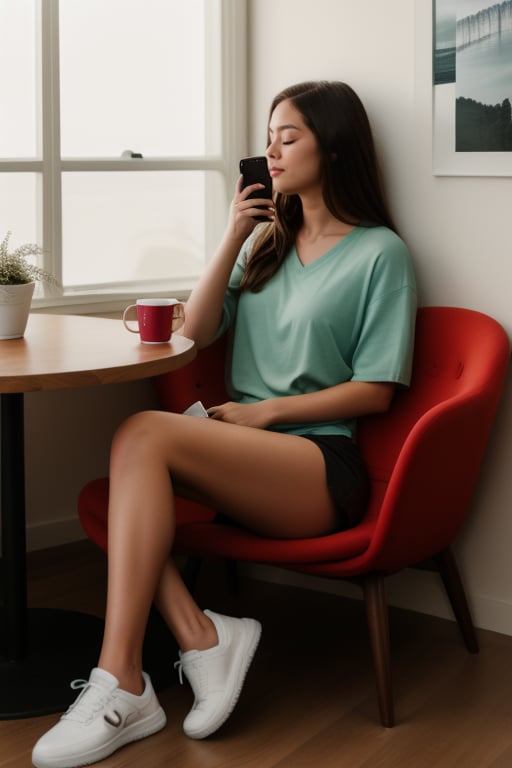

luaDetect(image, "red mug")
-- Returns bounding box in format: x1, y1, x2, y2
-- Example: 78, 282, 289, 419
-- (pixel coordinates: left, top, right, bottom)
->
123, 299, 185, 343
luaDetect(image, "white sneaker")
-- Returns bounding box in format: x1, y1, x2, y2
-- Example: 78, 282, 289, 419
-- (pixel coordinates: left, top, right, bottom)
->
175, 609, 262, 739
32, 668, 166, 768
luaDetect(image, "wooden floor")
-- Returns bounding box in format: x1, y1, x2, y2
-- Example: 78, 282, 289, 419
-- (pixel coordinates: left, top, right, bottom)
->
2, 540, 512, 768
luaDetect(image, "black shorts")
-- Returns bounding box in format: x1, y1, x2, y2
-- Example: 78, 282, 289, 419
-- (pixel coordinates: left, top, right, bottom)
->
302, 434, 370, 532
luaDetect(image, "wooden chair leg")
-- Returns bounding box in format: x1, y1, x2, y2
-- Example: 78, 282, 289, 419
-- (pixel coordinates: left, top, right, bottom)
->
434, 546, 479, 654
363, 574, 394, 727
225, 559, 239, 595
182, 556, 239, 596
182, 556, 203, 594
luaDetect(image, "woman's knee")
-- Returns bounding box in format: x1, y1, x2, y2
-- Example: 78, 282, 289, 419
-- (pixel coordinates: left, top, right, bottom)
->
110, 410, 175, 466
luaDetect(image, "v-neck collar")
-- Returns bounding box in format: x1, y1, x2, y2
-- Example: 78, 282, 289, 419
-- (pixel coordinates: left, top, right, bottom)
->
292, 226, 362, 271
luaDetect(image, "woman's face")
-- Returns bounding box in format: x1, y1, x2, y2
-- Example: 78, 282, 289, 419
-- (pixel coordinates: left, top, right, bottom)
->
265, 99, 323, 198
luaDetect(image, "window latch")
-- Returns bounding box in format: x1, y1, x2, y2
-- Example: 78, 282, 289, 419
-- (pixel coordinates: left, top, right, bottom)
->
121, 149, 143, 159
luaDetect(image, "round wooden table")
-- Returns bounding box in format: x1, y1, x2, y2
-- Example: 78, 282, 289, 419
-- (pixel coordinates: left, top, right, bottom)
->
0, 314, 196, 718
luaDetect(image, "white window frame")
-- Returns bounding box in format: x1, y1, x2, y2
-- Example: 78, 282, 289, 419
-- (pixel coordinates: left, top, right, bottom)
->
0, 0, 247, 314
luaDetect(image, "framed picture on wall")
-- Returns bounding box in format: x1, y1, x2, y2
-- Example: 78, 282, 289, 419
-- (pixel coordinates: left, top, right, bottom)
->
433, 0, 512, 175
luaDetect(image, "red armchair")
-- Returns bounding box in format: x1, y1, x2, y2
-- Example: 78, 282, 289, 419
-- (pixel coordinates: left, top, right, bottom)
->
78, 307, 510, 727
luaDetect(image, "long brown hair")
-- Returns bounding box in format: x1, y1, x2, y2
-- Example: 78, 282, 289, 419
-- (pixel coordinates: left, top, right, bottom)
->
240, 81, 397, 292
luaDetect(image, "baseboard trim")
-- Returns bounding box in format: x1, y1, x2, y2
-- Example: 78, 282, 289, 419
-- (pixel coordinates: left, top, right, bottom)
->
26, 518, 86, 553
245, 563, 512, 638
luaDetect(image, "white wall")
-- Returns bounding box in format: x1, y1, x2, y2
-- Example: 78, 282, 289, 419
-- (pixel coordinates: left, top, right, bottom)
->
23, 378, 158, 550
247, 0, 512, 635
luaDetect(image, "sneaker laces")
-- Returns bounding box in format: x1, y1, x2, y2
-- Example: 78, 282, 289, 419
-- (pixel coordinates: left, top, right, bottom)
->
174, 659, 184, 685
61, 678, 118, 724
174, 655, 208, 704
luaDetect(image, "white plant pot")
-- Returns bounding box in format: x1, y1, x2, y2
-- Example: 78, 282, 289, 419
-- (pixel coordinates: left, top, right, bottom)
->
0, 282, 36, 339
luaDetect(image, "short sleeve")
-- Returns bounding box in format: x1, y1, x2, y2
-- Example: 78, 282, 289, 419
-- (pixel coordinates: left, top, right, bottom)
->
351, 241, 417, 386
213, 239, 251, 339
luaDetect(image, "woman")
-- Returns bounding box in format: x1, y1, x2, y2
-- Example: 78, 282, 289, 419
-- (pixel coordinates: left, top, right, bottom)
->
33, 81, 416, 768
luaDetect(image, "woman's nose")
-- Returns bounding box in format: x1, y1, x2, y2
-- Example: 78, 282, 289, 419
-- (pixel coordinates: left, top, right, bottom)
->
265, 141, 278, 159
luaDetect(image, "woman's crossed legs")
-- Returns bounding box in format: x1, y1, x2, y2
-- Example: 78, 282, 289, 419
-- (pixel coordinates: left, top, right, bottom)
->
32, 411, 337, 766
100, 409, 337, 691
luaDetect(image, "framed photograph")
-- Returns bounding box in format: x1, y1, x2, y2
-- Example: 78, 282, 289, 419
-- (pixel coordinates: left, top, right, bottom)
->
433, 0, 512, 175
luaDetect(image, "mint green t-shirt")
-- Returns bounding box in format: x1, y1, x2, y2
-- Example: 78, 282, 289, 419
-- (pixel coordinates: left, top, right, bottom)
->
216, 225, 417, 438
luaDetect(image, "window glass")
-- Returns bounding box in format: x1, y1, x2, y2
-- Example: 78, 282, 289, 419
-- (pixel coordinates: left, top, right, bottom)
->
59, 0, 207, 158
61, 171, 224, 287
0, 173, 41, 246
0, 0, 242, 300
0, 0, 39, 158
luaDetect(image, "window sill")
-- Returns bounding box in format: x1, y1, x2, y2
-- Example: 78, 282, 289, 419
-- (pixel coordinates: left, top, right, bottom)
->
30, 283, 194, 316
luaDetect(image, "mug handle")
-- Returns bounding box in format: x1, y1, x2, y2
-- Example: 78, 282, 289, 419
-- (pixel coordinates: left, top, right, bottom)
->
171, 302, 185, 332
123, 304, 139, 333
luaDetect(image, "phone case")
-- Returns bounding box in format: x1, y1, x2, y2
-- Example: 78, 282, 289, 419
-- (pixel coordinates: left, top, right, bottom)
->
239, 156, 272, 201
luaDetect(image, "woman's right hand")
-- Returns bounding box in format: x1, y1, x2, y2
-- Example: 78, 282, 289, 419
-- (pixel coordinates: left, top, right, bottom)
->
226, 175, 274, 241
183, 177, 273, 348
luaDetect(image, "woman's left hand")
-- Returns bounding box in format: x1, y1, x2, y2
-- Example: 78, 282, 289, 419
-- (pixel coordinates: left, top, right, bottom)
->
207, 401, 272, 429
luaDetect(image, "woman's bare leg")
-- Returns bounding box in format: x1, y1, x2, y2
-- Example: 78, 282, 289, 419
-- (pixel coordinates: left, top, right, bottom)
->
97, 410, 336, 694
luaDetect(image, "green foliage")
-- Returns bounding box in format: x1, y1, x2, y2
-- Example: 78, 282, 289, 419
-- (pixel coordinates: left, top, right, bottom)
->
0, 231, 58, 286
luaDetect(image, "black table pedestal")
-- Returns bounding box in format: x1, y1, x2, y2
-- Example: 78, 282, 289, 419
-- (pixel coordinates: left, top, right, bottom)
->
0, 608, 104, 719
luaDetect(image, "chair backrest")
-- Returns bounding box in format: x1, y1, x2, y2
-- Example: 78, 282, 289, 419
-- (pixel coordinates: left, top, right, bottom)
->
155, 333, 229, 413
357, 306, 510, 570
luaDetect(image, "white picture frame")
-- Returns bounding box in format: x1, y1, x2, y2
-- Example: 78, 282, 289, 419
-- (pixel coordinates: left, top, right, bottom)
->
432, 0, 512, 176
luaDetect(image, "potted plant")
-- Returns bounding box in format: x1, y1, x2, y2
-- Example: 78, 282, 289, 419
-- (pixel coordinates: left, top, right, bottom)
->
0, 231, 58, 340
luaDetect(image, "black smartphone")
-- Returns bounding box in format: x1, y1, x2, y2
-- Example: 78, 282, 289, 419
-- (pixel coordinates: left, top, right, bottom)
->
239, 156, 273, 220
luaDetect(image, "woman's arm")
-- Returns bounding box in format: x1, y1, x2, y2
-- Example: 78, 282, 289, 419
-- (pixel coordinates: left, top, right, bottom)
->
207, 380, 395, 429
183, 178, 274, 349
181, 230, 244, 349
